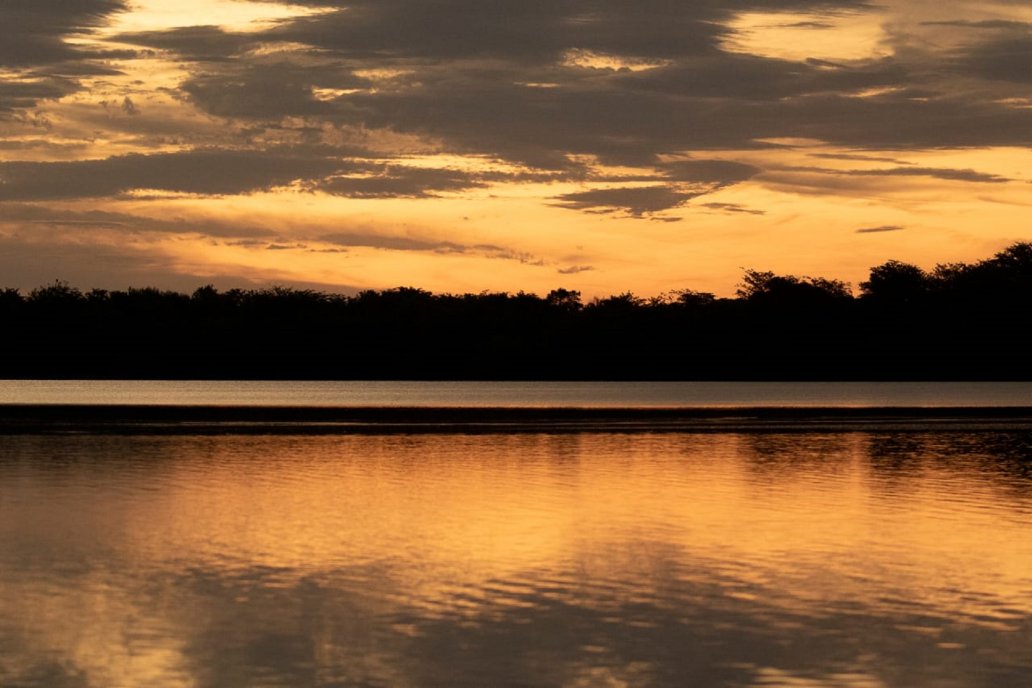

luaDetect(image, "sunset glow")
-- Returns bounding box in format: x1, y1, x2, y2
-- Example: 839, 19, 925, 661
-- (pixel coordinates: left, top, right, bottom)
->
3, 0, 1032, 295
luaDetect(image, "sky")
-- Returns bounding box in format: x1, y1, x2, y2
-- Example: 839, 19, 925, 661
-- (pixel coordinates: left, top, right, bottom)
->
2, 0, 1032, 296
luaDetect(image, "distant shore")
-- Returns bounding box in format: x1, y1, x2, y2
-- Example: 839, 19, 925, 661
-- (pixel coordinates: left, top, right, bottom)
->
4, 242, 1032, 380
4, 404, 1032, 434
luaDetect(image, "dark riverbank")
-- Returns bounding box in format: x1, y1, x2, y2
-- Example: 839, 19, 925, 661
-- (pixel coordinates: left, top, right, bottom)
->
4, 404, 1032, 434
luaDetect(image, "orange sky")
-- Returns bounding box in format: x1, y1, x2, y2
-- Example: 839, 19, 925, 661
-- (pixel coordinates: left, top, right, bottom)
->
2, 0, 1032, 296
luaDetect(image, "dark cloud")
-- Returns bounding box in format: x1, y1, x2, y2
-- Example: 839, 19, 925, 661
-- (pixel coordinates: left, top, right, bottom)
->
838, 166, 1011, 183
261, 0, 741, 63
321, 232, 472, 253
117, 25, 254, 62
921, 20, 1032, 31
557, 264, 593, 274
7, 0, 1032, 213
0, 231, 202, 292
0, 148, 559, 203
856, 225, 904, 233
954, 36, 1032, 83
761, 165, 1012, 194
0, 76, 80, 113
165, 0, 899, 170
313, 166, 486, 198
0, 0, 127, 67
0, 203, 277, 238
660, 159, 761, 184
547, 160, 760, 218
119, 95, 138, 115
182, 61, 370, 119
809, 152, 912, 164
553, 185, 700, 217
801, 92, 1012, 150
96, 0, 1032, 182
778, 21, 836, 29
287, 57, 1032, 165
699, 202, 766, 215
0, 1, 130, 113
0, 149, 345, 200
319, 230, 543, 265
619, 54, 906, 102
0, 231, 360, 292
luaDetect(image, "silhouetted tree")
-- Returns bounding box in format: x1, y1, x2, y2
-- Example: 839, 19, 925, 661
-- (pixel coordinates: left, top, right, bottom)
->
860, 260, 929, 304
546, 288, 582, 311
1, 242, 1030, 380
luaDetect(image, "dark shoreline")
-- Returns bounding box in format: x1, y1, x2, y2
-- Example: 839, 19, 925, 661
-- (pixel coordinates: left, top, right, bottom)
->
6, 242, 1032, 381
3, 404, 1032, 434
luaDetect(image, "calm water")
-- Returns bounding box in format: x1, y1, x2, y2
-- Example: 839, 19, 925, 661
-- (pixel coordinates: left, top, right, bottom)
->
3, 380, 1032, 407
1, 431, 1030, 687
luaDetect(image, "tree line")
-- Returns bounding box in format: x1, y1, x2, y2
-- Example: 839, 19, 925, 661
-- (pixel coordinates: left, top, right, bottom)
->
2, 242, 1031, 379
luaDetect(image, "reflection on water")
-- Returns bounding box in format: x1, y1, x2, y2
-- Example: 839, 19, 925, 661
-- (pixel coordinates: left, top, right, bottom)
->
4, 379, 1032, 407
1, 432, 1030, 687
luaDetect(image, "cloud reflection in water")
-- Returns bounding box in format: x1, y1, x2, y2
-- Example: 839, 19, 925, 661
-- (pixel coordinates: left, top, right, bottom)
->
1, 432, 1030, 687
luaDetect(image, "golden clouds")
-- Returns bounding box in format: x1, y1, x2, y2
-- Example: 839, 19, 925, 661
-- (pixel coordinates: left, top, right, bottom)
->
2, 0, 1032, 294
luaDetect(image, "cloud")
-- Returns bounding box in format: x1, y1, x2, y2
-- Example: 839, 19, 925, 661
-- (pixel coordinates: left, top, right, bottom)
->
0, 1, 131, 112
0, 147, 557, 203
116, 25, 255, 62
921, 20, 1032, 31
618, 53, 906, 102
660, 159, 761, 184
120, 95, 138, 116
157, 0, 908, 170
547, 159, 759, 217
0, 230, 361, 293
0, 76, 80, 113
321, 232, 471, 253
182, 61, 370, 119
778, 21, 836, 29
809, 152, 912, 164
699, 202, 766, 215
5, 0, 1032, 290
553, 185, 700, 217
319, 230, 546, 265
858, 166, 1010, 183
954, 36, 1032, 84
260, 0, 739, 63
775, 165, 1012, 184
856, 225, 904, 233
0, 230, 199, 292
0, 0, 127, 68
313, 166, 486, 198
557, 265, 594, 274
846, 166, 1010, 183
0, 148, 345, 200
0, 203, 277, 238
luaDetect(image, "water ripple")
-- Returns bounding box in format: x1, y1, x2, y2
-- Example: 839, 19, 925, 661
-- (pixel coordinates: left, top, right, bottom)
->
1, 431, 1031, 687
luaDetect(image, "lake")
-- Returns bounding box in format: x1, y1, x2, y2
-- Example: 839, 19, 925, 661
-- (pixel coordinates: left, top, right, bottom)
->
3, 379, 1032, 408
1, 426, 1031, 687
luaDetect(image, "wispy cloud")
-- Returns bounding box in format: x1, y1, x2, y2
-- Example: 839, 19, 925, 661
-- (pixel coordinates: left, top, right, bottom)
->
856, 225, 904, 233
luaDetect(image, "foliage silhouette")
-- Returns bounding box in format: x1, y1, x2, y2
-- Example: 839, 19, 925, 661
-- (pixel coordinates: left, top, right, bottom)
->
2, 243, 1031, 379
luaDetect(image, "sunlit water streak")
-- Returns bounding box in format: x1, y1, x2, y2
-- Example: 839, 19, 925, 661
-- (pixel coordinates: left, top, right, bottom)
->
0, 432, 1030, 687
3, 379, 1032, 407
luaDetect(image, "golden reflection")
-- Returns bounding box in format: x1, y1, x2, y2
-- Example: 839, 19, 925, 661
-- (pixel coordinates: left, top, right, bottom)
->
8, 433, 1029, 618
1, 432, 1031, 685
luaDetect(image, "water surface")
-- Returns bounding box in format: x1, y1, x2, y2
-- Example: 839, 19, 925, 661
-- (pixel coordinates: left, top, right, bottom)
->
1, 431, 1030, 687
3, 379, 1032, 407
